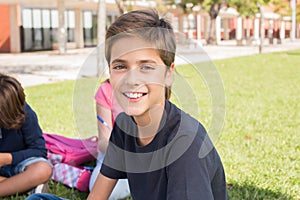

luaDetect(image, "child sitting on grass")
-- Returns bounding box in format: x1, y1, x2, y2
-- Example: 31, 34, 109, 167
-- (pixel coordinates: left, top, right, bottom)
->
88, 9, 229, 200
0, 73, 53, 197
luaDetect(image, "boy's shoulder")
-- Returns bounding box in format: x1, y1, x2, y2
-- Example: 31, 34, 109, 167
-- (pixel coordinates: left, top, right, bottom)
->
167, 101, 206, 135
165, 101, 211, 151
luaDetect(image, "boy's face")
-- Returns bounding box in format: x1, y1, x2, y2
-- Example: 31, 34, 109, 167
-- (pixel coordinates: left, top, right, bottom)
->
109, 37, 174, 121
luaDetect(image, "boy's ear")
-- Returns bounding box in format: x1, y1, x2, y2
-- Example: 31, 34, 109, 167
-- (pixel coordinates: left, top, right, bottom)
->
165, 63, 175, 87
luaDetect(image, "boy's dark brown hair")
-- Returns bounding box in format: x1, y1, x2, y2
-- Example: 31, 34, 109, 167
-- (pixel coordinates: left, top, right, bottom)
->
105, 9, 175, 100
0, 73, 26, 129
105, 9, 176, 67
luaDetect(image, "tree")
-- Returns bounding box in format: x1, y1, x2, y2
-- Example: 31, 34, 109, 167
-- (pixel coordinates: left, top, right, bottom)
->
170, 0, 226, 44
114, 0, 137, 14
207, 1, 226, 44
115, 0, 127, 14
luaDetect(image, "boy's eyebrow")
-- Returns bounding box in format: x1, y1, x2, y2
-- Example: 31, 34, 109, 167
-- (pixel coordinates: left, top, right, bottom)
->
138, 60, 158, 64
111, 59, 127, 65
111, 59, 159, 65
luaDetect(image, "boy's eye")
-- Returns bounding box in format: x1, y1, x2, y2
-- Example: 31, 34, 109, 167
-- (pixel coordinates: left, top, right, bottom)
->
140, 65, 155, 71
112, 65, 126, 70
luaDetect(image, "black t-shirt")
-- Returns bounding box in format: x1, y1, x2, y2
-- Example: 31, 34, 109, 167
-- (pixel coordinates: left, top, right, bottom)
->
101, 101, 228, 200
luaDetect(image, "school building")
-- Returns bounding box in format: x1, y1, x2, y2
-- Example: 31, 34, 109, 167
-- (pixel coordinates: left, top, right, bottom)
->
168, 0, 300, 45
0, 0, 156, 53
0, 0, 299, 53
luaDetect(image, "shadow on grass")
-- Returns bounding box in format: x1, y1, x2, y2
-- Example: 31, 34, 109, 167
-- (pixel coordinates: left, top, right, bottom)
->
272, 49, 300, 56
285, 52, 300, 56
227, 182, 293, 200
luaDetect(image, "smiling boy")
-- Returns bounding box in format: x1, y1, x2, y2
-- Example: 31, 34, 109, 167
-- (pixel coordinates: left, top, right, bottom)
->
88, 9, 228, 200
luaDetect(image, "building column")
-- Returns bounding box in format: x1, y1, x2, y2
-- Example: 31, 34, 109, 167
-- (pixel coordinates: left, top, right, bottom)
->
290, 0, 296, 41
280, 20, 285, 40
196, 14, 201, 40
74, 9, 84, 48
236, 17, 243, 45
215, 16, 221, 45
223, 18, 229, 40
254, 18, 260, 41
9, 5, 21, 53
189, 14, 196, 39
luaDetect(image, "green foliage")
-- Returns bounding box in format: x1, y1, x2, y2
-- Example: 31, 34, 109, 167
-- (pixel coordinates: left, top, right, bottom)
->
228, 0, 259, 17
201, 0, 224, 11
228, 0, 291, 17
272, 0, 292, 16
171, 0, 291, 18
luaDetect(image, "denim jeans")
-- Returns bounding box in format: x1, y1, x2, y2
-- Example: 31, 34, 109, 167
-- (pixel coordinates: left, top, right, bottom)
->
0, 157, 52, 177
26, 193, 67, 200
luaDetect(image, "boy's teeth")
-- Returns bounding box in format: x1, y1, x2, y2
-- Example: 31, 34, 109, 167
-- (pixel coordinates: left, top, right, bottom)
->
126, 92, 143, 98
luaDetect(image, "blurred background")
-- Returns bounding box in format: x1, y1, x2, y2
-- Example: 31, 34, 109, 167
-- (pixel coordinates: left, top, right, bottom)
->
0, 0, 299, 54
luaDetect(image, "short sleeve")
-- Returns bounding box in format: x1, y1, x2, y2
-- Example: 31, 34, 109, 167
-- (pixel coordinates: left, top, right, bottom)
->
166, 124, 228, 200
100, 123, 127, 179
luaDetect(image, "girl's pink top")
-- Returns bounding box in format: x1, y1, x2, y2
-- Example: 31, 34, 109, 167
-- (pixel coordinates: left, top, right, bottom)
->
94, 81, 122, 125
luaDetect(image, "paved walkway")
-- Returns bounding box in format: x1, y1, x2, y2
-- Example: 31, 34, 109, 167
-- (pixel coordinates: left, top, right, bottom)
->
0, 39, 299, 87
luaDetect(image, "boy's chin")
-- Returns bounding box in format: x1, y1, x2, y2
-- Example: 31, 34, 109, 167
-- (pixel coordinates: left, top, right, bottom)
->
124, 109, 144, 117
122, 106, 147, 117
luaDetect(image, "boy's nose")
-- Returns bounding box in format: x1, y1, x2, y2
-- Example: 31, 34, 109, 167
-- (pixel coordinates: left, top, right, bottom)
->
124, 69, 142, 85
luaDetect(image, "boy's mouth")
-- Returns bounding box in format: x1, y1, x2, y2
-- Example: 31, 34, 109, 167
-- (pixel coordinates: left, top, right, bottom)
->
123, 92, 147, 99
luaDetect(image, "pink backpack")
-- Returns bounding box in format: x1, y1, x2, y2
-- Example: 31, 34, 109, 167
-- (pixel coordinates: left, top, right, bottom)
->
52, 163, 92, 192
43, 133, 98, 191
43, 133, 98, 166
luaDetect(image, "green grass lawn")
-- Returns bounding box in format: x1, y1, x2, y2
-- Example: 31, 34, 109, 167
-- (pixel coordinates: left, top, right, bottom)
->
6, 49, 300, 199
214, 50, 300, 200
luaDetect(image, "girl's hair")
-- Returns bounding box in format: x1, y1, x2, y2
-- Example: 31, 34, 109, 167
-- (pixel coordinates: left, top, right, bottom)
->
0, 73, 26, 129
105, 9, 175, 100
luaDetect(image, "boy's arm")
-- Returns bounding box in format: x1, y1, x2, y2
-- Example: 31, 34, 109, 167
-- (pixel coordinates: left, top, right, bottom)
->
96, 103, 113, 153
88, 173, 117, 200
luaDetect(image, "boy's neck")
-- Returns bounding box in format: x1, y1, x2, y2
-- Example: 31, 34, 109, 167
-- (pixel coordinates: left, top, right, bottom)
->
134, 101, 165, 146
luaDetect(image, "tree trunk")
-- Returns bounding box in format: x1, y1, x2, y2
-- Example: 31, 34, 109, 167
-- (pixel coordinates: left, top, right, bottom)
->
207, 3, 222, 45
115, 0, 126, 14
258, 3, 264, 53
207, 17, 216, 45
